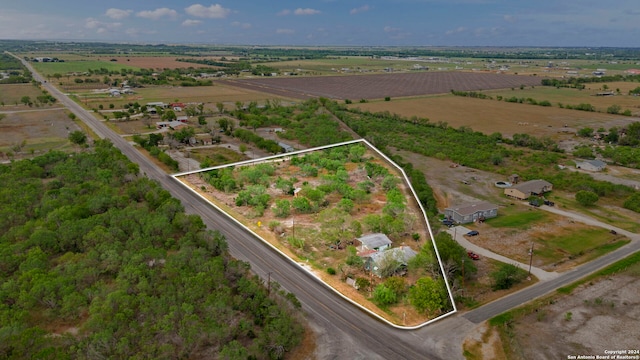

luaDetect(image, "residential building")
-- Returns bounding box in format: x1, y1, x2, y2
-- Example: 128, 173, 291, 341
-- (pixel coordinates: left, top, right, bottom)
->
363, 246, 417, 277
504, 179, 553, 200
444, 201, 498, 224
356, 233, 392, 252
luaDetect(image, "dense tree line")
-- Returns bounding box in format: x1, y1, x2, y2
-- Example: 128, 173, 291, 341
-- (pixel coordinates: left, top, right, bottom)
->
0, 140, 303, 359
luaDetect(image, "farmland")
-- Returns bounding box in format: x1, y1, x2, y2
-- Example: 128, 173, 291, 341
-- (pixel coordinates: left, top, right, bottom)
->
220, 71, 544, 100
30, 60, 139, 76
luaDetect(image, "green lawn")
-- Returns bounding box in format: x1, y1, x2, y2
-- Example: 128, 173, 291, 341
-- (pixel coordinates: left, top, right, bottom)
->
485, 208, 549, 229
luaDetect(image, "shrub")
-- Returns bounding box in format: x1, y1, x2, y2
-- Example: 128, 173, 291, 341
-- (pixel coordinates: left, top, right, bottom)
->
490, 263, 527, 290
575, 190, 599, 206
326, 267, 336, 275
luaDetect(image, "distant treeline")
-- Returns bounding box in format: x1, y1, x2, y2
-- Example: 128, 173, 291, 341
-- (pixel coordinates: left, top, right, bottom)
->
542, 74, 640, 89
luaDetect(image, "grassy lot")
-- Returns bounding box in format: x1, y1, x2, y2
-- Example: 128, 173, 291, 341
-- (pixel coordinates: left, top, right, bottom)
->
476, 203, 628, 268
190, 147, 248, 166
0, 84, 49, 106
533, 226, 625, 265
31, 60, 139, 76
484, 208, 549, 229
550, 191, 640, 233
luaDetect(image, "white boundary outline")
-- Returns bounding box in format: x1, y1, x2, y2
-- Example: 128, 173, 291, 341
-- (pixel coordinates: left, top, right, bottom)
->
171, 138, 457, 329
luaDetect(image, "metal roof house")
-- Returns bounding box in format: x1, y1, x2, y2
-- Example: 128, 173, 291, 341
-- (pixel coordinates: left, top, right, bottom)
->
363, 246, 418, 277
444, 201, 498, 224
504, 179, 553, 200
356, 233, 392, 252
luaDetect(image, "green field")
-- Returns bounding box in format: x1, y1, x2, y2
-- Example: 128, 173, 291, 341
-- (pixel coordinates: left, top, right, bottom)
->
30, 60, 139, 76
534, 227, 621, 265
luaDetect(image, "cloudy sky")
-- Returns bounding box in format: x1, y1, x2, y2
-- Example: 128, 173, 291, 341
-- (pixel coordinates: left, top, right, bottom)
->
1, 0, 638, 47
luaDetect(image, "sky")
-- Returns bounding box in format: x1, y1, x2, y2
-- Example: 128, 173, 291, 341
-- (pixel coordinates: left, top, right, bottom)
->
1, 0, 639, 47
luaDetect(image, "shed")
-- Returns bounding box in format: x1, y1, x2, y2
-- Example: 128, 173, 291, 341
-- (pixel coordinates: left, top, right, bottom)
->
504, 179, 553, 200
278, 142, 294, 153
444, 201, 498, 224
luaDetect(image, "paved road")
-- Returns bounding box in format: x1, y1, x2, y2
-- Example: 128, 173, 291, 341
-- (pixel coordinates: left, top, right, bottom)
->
16, 53, 640, 359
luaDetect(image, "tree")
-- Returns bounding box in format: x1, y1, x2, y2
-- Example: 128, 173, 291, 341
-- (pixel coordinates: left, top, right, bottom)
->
68, 130, 87, 145
490, 263, 527, 290
20, 95, 31, 106
575, 190, 599, 206
162, 109, 177, 121
216, 102, 225, 113
409, 277, 447, 315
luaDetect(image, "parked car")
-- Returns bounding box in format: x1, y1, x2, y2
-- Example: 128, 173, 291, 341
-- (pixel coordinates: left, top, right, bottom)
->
529, 199, 541, 207
467, 251, 480, 260
543, 200, 555, 206
442, 219, 455, 227
466, 230, 479, 236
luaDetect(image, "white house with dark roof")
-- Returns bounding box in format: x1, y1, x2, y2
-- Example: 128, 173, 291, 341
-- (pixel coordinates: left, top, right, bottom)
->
444, 201, 498, 224
575, 159, 606, 172
504, 179, 553, 200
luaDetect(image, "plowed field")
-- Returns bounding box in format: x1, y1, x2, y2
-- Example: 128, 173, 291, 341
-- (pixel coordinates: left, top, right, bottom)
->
220, 71, 544, 100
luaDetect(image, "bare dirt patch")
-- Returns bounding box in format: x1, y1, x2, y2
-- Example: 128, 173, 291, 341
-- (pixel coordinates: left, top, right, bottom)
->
354, 95, 636, 139
0, 108, 79, 158
507, 275, 640, 360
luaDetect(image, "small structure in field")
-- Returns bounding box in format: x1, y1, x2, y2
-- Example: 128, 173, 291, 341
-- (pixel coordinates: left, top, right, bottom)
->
444, 201, 498, 224
504, 179, 553, 200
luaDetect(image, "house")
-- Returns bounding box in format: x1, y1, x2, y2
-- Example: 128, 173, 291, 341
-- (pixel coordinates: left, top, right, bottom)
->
146, 102, 167, 109
444, 201, 498, 224
168, 121, 188, 130
576, 159, 606, 172
356, 233, 392, 252
504, 179, 553, 200
196, 134, 213, 145
363, 246, 417, 277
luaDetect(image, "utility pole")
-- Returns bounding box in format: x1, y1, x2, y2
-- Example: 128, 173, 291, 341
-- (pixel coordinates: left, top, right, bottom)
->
528, 243, 534, 276
267, 272, 271, 296
462, 258, 465, 292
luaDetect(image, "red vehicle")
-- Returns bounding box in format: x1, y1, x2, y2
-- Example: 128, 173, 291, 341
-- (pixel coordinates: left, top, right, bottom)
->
467, 251, 480, 260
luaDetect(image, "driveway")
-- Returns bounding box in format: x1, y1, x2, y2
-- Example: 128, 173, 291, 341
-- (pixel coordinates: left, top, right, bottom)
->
447, 226, 560, 281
